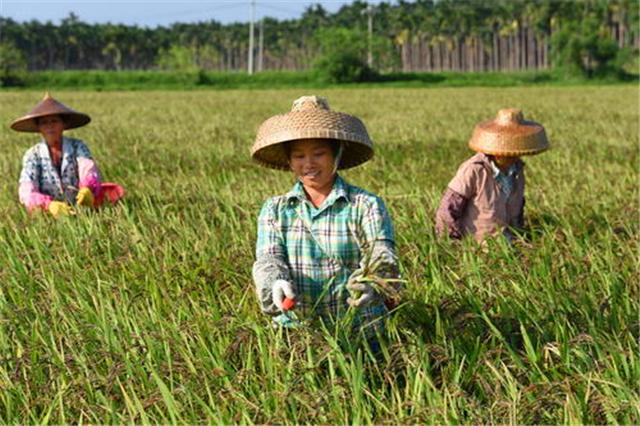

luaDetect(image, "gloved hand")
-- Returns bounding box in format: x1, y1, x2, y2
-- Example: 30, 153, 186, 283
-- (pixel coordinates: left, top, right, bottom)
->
76, 187, 94, 207
48, 201, 76, 217
346, 278, 377, 308
272, 279, 295, 312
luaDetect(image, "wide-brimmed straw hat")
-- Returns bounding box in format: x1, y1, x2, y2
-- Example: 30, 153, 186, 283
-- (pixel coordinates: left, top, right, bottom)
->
468, 108, 549, 156
10, 92, 91, 132
251, 95, 374, 170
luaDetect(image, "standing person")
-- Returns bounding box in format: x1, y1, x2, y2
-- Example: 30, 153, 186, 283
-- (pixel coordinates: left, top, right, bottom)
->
436, 108, 549, 242
11, 93, 124, 216
251, 95, 400, 348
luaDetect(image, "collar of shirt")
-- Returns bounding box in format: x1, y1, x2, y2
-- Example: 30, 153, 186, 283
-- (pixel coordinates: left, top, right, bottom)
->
488, 158, 521, 179
488, 157, 521, 197
285, 174, 350, 214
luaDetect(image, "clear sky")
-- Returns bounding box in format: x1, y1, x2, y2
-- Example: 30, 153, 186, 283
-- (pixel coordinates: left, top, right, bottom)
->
0, 0, 385, 27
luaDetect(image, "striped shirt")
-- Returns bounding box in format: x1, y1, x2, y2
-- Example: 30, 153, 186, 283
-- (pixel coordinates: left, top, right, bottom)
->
253, 175, 399, 338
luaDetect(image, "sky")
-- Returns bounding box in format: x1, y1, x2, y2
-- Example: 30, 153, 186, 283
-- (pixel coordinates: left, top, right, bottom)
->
0, 0, 386, 27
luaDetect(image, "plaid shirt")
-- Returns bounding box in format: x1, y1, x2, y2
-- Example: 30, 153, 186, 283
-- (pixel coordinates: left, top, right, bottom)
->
253, 175, 399, 337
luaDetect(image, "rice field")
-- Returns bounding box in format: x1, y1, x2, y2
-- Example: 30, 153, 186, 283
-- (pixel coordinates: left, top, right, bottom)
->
0, 86, 638, 423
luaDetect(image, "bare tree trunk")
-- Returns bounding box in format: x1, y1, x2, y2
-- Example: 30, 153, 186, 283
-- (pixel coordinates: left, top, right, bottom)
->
543, 33, 548, 69
512, 33, 517, 70
620, 10, 626, 47
492, 31, 498, 71
508, 33, 513, 70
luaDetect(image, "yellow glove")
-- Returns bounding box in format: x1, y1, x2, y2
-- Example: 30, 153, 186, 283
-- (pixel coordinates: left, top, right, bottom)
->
76, 187, 94, 207
48, 201, 76, 217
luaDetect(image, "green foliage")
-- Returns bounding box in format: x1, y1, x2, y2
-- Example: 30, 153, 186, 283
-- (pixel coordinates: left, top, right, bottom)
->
156, 44, 198, 72
0, 87, 637, 423
551, 16, 635, 78
12, 69, 634, 91
313, 27, 378, 83
1, 1, 638, 78
0, 43, 27, 87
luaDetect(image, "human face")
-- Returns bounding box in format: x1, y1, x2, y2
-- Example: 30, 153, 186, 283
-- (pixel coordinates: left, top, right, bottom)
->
289, 139, 336, 191
493, 155, 519, 171
37, 115, 64, 145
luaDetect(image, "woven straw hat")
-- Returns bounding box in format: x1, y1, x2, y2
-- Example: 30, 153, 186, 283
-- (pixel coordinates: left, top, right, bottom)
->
10, 92, 91, 132
468, 108, 549, 156
251, 96, 373, 170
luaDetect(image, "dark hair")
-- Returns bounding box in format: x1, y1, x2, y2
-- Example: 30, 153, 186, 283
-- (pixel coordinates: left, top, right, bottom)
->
284, 139, 340, 159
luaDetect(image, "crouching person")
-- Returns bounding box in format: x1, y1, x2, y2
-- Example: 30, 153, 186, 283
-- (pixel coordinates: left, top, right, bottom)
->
250, 95, 401, 352
436, 108, 549, 242
11, 93, 124, 217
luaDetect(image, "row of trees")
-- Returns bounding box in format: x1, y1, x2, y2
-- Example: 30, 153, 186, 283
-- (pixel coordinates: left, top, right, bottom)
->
1, 0, 638, 80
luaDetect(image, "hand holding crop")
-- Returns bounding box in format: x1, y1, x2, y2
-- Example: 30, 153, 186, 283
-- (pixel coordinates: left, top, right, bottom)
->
48, 201, 76, 217
76, 187, 94, 207
272, 279, 296, 312
346, 276, 377, 308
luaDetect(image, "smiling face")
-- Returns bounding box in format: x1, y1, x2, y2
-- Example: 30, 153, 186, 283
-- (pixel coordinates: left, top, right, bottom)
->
36, 114, 65, 145
288, 139, 337, 192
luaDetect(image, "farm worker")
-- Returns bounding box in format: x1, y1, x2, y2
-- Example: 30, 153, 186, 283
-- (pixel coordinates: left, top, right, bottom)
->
251, 95, 401, 349
435, 108, 549, 242
11, 93, 124, 217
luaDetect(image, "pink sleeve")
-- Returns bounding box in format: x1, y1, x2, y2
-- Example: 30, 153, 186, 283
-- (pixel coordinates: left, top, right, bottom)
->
78, 157, 102, 194
19, 182, 53, 211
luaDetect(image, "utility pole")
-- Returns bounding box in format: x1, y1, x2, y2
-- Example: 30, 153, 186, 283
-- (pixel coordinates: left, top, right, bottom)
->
258, 18, 264, 72
362, 4, 376, 67
248, 0, 255, 75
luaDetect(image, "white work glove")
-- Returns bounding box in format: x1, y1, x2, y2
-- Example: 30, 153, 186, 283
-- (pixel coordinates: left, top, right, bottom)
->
346, 279, 377, 308
272, 279, 295, 312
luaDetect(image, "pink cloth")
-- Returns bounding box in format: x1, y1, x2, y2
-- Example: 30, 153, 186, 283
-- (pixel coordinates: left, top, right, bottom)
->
94, 183, 125, 206
78, 157, 102, 195
19, 182, 53, 211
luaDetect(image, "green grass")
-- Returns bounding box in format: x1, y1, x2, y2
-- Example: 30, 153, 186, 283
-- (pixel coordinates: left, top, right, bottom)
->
6, 69, 636, 91
0, 87, 638, 423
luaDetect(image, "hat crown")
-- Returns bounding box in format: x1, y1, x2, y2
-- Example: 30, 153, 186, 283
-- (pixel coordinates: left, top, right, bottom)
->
10, 92, 91, 132
291, 96, 330, 112
496, 108, 523, 125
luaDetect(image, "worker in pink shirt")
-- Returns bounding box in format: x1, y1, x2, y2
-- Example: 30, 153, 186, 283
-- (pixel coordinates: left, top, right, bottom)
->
436, 108, 549, 242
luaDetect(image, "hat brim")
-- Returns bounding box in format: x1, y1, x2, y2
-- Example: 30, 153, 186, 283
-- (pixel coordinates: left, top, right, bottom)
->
251, 109, 374, 170
10, 111, 91, 133
468, 119, 549, 156
252, 138, 374, 171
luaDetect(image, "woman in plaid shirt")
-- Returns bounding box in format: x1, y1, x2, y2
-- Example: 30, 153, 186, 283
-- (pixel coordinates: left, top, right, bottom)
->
251, 96, 400, 345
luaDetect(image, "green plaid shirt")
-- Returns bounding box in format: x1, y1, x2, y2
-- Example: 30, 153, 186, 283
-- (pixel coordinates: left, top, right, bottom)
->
253, 175, 399, 337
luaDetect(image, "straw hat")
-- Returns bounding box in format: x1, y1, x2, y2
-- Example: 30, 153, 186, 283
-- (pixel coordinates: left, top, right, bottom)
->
10, 92, 91, 132
468, 108, 549, 156
251, 95, 374, 170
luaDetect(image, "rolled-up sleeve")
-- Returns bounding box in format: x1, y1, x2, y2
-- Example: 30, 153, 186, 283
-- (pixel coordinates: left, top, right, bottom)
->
76, 141, 102, 195
252, 198, 291, 315
18, 149, 52, 211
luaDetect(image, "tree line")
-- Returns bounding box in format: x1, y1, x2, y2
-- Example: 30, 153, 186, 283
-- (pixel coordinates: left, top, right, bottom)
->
0, 0, 638, 79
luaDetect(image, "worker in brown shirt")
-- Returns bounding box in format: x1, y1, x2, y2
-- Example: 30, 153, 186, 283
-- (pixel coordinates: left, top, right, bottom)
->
436, 108, 549, 242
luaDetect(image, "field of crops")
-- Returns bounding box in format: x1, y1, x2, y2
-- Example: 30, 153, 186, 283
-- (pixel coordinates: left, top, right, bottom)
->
0, 86, 637, 423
